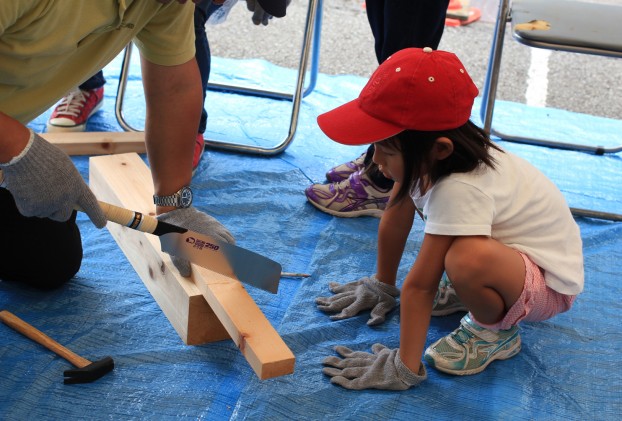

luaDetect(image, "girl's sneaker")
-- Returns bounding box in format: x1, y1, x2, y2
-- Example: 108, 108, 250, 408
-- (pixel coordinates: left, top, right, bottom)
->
424, 314, 521, 375
325, 153, 367, 182
432, 275, 468, 316
305, 169, 391, 218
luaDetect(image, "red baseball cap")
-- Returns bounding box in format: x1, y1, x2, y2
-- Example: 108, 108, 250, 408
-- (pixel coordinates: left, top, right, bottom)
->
317, 47, 479, 145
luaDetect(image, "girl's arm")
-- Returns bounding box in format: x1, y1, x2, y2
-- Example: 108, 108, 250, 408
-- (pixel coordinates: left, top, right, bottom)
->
399, 233, 455, 373
376, 182, 416, 286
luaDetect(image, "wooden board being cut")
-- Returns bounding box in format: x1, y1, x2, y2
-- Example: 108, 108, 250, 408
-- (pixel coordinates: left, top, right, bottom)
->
89, 153, 295, 380
42, 131, 145, 156
90, 153, 227, 346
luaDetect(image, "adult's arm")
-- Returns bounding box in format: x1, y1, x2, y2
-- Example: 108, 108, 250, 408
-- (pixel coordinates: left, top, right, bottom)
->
0, 112, 30, 163
140, 56, 203, 214
0, 112, 106, 226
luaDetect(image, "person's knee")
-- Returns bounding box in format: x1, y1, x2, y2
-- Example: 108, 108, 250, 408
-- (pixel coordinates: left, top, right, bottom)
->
445, 237, 490, 288
0, 189, 83, 289
33, 243, 82, 289
1, 239, 82, 290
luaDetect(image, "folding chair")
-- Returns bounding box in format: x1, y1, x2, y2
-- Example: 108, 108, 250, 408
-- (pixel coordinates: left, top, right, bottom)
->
115, 0, 323, 156
480, 0, 622, 221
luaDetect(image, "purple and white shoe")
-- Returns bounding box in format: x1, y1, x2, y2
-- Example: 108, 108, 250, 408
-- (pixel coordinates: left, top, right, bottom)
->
305, 169, 391, 218
325, 153, 367, 182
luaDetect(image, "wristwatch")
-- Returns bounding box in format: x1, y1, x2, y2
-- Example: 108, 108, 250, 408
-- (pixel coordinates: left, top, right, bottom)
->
153, 186, 193, 208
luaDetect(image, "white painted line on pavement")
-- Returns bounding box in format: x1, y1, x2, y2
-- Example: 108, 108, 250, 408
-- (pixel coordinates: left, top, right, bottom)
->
525, 48, 552, 107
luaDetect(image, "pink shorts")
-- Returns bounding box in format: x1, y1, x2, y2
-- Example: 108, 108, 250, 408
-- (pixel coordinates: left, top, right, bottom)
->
472, 252, 576, 331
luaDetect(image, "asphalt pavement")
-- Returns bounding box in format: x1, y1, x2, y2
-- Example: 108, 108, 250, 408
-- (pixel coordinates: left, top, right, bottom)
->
206, 0, 622, 120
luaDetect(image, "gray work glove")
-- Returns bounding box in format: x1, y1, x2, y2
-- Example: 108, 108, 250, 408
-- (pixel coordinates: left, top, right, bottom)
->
322, 343, 427, 390
157, 207, 235, 277
0, 130, 106, 227
245, 0, 291, 26
315, 274, 399, 326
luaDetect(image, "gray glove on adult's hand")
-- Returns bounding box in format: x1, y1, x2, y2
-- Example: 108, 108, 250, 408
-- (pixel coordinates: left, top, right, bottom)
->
323, 343, 427, 390
316, 274, 399, 326
157, 207, 235, 277
246, 0, 272, 25
245, 0, 291, 26
0, 130, 106, 227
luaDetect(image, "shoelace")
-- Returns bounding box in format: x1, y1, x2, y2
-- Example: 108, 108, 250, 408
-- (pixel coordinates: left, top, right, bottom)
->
333, 171, 369, 196
56, 90, 89, 117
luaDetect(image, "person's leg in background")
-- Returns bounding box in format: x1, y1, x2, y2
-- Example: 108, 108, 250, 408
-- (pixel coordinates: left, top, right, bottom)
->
366, 0, 449, 63
192, 0, 222, 173
0, 188, 83, 289
47, 70, 106, 132
305, 0, 450, 217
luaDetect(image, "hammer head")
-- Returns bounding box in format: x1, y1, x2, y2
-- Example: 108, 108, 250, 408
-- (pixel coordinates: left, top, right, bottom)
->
63, 356, 114, 384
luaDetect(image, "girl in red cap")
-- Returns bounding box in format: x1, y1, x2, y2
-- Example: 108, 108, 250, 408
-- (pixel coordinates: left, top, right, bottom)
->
316, 47, 584, 390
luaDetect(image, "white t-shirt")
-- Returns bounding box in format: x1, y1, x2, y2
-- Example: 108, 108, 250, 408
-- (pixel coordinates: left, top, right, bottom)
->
413, 147, 584, 295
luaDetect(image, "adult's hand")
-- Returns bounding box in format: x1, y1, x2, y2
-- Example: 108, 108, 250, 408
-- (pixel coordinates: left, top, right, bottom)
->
0, 130, 106, 227
245, 0, 291, 26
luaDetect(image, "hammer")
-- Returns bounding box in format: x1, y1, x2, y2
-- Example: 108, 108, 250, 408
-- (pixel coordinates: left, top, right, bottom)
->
0, 310, 114, 384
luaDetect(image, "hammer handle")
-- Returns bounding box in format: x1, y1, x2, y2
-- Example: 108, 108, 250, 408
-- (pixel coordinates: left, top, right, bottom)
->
0, 310, 91, 368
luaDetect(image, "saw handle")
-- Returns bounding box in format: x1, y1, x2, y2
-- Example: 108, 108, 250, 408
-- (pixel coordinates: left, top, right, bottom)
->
97, 201, 159, 234
0, 310, 91, 368
77, 201, 185, 236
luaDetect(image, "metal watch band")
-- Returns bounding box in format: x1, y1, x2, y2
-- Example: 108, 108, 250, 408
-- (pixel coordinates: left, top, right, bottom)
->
153, 186, 192, 208
153, 194, 179, 207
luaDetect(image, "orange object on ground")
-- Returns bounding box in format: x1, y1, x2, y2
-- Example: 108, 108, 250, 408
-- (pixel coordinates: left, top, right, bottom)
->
446, 0, 481, 26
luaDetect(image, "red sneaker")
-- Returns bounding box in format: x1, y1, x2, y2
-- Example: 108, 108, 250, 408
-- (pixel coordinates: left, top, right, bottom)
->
193, 133, 205, 174
47, 87, 104, 132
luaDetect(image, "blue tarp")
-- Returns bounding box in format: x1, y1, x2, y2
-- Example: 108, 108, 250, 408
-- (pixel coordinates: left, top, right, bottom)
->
1, 52, 621, 420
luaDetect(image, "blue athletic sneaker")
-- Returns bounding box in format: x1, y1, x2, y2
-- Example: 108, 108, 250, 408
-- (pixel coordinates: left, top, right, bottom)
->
432, 274, 468, 316
424, 314, 521, 375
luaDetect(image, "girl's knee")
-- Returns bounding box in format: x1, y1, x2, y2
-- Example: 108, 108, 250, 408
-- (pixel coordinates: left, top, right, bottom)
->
445, 237, 490, 286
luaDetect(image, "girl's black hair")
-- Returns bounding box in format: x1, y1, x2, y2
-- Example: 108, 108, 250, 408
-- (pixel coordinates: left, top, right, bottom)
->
380, 120, 503, 205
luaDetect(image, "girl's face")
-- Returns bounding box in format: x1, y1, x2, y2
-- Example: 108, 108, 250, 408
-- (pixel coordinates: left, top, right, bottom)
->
372, 140, 404, 183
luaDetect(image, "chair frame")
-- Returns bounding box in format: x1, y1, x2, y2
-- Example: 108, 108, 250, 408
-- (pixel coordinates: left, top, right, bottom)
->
480, 0, 622, 155
115, 0, 323, 156
480, 0, 622, 221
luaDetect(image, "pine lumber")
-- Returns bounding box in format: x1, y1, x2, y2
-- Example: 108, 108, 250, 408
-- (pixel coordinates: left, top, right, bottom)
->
89, 153, 295, 379
89, 152, 227, 346
41, 131, 145, 155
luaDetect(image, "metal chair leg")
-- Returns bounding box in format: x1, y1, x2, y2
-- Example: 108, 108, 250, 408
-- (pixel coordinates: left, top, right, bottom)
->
115, 0, 323, 156
480, 0, 622, 155
480, 0, 621, 221
480, 0, 510, 136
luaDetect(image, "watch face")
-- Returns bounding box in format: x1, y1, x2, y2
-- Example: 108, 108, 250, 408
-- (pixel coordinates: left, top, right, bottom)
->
180, 186, 193, 208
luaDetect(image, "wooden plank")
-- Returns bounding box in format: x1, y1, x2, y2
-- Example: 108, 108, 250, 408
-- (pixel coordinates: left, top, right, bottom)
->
89, 153, 295, 379
42, 131, 145, 156
89, 153, 229, 345
192, 268, 295, 380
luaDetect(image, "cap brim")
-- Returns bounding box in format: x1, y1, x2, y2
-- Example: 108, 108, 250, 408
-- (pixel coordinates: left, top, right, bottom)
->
257, 0, 287, 18
317, 99, 404, 145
